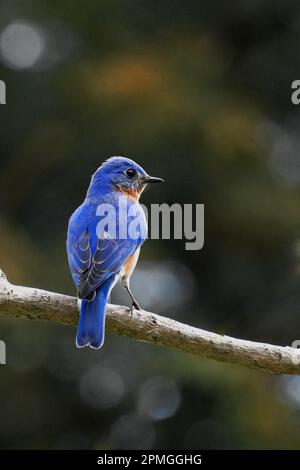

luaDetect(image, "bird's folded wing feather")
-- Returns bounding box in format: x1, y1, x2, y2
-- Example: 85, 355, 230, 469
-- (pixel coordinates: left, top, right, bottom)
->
68, 229, 140, 299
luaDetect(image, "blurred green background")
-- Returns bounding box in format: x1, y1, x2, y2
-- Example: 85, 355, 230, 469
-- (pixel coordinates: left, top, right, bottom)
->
1, 0, 300, 450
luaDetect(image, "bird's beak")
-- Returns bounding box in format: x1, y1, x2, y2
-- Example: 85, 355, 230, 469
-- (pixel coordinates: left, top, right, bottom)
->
142, 175, 164, 184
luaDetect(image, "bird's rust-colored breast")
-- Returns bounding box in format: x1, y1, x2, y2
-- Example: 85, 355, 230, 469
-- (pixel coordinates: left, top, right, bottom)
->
123, 248, 140, 279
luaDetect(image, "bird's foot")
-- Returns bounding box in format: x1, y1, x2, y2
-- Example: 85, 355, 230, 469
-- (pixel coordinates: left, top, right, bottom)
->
129, 300, 141, 316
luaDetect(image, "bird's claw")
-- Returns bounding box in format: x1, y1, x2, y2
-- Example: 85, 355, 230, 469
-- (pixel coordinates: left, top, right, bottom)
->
128, 301, 141, 316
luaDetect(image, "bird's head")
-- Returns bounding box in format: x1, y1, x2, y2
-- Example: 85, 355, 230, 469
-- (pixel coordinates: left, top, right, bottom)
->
88, 156, 164, 200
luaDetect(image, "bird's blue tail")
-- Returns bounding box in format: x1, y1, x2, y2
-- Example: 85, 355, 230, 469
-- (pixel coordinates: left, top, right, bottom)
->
76, 278, 113, 349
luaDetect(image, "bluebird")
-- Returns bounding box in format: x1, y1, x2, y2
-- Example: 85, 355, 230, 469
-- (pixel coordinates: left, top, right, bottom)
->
66, 156, 164, 349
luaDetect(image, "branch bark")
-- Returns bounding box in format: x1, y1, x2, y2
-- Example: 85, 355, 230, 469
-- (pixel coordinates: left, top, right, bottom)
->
0, 268, 300, 374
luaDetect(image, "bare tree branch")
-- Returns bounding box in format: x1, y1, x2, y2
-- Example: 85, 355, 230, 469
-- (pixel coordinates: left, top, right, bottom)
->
0, 268, 300, 374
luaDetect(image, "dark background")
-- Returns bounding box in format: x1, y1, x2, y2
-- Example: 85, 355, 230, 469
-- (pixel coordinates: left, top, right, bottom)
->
1, 0, 300, 449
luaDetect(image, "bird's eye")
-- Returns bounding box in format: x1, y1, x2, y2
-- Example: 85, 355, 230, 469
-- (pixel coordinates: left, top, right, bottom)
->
126, 168, 136, 178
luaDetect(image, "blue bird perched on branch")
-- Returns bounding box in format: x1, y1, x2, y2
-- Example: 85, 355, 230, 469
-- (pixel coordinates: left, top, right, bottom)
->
66, 156, 164, 349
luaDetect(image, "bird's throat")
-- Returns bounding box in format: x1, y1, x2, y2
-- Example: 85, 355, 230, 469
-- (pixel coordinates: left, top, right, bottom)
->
116, 185, 142, 201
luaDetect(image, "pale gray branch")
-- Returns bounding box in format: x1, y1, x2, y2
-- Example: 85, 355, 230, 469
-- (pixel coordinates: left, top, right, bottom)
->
0, 268, 300, 374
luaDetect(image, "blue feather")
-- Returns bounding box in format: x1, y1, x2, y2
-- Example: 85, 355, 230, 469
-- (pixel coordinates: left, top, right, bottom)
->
76, 277, 115, 349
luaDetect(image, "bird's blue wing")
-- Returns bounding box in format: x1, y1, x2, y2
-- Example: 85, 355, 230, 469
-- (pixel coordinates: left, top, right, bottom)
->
81, 235, 138, 299
67, 228, 92, 290
68, 228, 141, 299
67, 196, 147, 299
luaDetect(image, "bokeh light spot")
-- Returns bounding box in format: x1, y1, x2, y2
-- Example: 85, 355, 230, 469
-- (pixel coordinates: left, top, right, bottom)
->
80, 366, 125, 410
138, 376, 181, 421
0, 21, 45, 69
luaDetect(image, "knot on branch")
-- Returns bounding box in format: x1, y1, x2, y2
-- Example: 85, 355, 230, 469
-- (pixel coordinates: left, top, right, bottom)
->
0, 269, 7, 283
